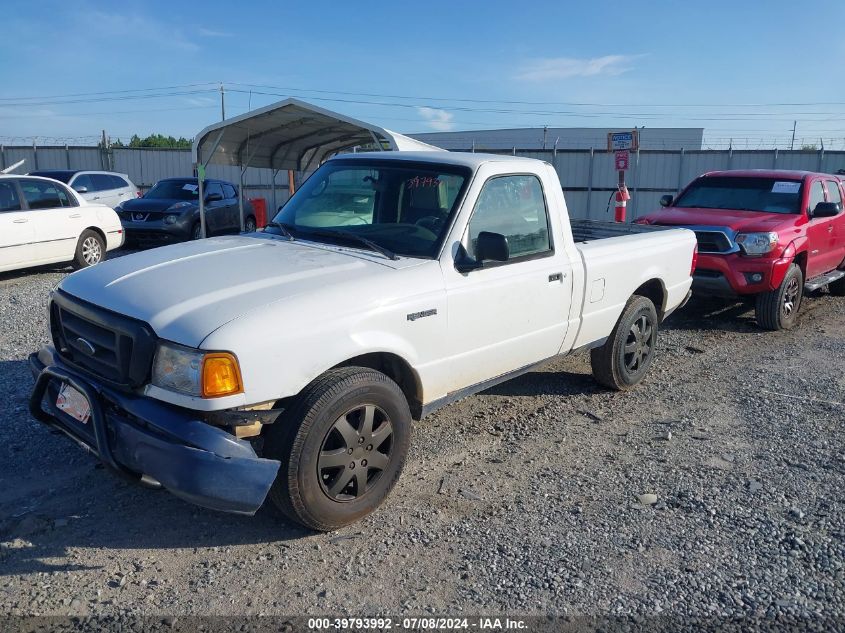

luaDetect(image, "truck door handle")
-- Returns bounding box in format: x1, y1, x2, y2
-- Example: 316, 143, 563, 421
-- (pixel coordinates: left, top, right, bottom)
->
548, 272, 563, 282
13, 218, 28, 223
69, 213, 82, 218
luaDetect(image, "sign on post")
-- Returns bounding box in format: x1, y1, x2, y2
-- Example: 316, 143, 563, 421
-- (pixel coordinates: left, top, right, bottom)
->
607, 130, 639, 152
614, 151, 630, 171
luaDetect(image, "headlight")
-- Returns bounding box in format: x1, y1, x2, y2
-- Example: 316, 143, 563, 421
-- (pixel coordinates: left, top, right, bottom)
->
164, 214, 178, 224
736, 232, 778, 255
151, 342, 243, 398
166, 201, 193, 212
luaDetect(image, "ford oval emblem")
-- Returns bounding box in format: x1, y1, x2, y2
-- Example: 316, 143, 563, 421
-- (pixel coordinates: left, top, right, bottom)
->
76, 337, 96, 356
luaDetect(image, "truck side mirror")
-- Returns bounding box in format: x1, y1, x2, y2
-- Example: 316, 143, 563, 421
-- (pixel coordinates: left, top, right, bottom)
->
659, 194, 673, 207
812, 201, 840, 218
476, 231, 510, 263
205, 192, 223, 203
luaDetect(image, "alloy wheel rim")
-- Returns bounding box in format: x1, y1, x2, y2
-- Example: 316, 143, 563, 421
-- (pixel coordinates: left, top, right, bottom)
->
782, 277, 800, 317
623, 314, 654, 373
245, 219, 256, 232
318, 404, 393, 502
82, 237, 102, 265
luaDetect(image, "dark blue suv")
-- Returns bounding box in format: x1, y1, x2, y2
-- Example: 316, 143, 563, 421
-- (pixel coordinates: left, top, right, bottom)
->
117, 178, 256, 245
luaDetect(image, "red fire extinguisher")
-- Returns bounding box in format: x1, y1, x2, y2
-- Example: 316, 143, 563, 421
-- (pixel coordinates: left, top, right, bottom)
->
614, 184, 631, 223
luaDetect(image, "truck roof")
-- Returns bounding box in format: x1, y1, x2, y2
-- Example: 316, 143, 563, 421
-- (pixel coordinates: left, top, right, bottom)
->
701, 169, 833, 180
330, 151, 543, 169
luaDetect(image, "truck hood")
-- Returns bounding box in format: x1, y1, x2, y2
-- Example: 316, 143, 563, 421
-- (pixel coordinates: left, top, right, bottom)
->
642, 207, 803, 233
59, 234, 419, 348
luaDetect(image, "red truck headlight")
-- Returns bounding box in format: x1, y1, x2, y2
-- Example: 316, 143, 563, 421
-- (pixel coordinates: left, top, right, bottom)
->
736, 232, 778, 256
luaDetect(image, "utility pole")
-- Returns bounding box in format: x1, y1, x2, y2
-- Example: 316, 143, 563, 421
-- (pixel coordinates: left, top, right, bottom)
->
542, 125, 548, 150
220, 83, 226, 121
790, 120, 796, 150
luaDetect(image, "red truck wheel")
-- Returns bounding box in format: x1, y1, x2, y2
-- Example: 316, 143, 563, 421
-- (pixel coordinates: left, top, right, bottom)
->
755, 263, 803, 330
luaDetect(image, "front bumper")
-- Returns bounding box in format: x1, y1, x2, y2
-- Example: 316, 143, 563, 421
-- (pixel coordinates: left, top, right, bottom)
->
29, 347, 280, 515
694, 251, 792, 296
121, 216, 193, 243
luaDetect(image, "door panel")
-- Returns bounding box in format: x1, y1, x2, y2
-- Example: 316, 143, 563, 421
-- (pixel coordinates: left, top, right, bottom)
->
824, 180, 845, 270
203, 182, 226, 234
18, 179, 83, 262
805, 179, 834, 278
0, 181, 35, 270
441, 174, 571, 391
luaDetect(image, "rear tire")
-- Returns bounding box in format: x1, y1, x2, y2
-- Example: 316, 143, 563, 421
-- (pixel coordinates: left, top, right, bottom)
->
72, 230, 105, 269
244, 215, 257, 233
264, 367, 411, 531
591, 295, 659, 391
755, 263, 803, 330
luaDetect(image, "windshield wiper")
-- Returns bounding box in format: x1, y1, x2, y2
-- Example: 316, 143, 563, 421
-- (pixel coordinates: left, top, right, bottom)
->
264, 221, 295, 240
299, 227, 398, 260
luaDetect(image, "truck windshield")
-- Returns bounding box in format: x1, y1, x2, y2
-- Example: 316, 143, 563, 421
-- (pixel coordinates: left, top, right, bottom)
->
673, 176, 803, 214
145, 180, 200, 200
270, 159, 470, 258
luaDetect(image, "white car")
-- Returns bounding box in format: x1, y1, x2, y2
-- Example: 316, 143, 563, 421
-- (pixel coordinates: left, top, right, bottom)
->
30, 152, 695, 530
0, 175, 124, 273
28, 170, 139, 210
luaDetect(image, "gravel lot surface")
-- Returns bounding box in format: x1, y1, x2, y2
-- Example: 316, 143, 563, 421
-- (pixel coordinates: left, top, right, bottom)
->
0, 255, 843, 629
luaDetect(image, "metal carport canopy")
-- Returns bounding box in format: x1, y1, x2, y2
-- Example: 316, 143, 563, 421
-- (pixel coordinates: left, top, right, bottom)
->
191, 98, 440, 236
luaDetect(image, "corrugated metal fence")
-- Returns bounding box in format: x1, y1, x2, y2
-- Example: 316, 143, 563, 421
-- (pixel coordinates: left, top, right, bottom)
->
3, 144, 844, 220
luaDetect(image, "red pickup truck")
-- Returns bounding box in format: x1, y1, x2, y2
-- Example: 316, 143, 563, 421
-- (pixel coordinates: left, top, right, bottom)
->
636, 170, 845, 330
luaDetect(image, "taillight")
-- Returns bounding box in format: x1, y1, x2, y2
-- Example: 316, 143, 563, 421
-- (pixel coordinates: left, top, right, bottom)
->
690, 244, 699, 275
136, 190, 142, 198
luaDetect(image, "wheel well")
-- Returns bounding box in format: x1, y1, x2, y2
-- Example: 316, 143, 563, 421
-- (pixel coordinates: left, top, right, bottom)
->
633, 279, 666, 319
793, 250, 808, 277
83, 226, 106, 245
333, 353, 423, 420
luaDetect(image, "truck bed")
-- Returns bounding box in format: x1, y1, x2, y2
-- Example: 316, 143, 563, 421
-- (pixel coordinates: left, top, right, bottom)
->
570, 219, 673, 243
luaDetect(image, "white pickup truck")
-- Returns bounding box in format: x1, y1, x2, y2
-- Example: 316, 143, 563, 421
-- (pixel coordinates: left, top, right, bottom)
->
30, 151, 696, 530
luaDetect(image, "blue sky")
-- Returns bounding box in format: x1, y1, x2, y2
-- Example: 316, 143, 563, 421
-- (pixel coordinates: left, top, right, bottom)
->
2, 0, 845, 148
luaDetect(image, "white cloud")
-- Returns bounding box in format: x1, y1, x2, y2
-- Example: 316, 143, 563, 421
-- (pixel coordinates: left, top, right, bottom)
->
417, 107, 455, 132
198, 27, 233, 38
516, 55, 642, 82
90, 10, 199, 52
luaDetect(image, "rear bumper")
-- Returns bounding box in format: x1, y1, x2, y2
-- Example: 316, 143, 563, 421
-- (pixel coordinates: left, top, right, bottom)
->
29, 347, 280, 515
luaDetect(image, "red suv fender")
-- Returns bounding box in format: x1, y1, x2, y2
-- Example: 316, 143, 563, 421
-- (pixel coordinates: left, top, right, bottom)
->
770, 240, 805, 289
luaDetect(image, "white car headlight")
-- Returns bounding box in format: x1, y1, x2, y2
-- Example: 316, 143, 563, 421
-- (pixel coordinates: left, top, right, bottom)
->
151, 342, 203, 396
151, 342, 244, 398
736, 232, 778, 255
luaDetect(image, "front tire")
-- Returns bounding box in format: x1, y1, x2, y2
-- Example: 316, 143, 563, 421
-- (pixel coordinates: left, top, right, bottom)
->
755, 263, 803, 330
191, 222, 202, 240
591, 295, 659, 390
244, 215, 257, 233
264, 367, 411, 531
73, 230, 105, 269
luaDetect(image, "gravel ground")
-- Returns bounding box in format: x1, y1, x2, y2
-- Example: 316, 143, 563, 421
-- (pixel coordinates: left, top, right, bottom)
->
0, 256, 843, 629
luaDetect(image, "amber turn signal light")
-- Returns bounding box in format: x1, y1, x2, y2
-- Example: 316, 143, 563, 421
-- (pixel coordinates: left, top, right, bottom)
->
201, 353, 243, 398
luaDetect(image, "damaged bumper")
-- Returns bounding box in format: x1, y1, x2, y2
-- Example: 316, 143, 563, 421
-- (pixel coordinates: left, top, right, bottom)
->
29, 346, 280, 515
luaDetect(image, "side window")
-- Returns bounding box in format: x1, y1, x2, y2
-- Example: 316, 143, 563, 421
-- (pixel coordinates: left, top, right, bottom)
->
222, 184, 237, 199
92, 174, 116, 192
466, 175, 551, 260
109, 175, 129, 189
71, 174, 94, 192
206, 182, 224, 199
19, 179, 75, 209
0, 181, 22, 212
808, 180, 826, 215
825, 180, 842, 207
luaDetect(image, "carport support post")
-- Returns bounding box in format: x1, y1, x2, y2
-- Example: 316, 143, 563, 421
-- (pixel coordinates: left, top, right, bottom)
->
197, 164, 207, 239
271, 169, 278, 217
238, 165, 246, 232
